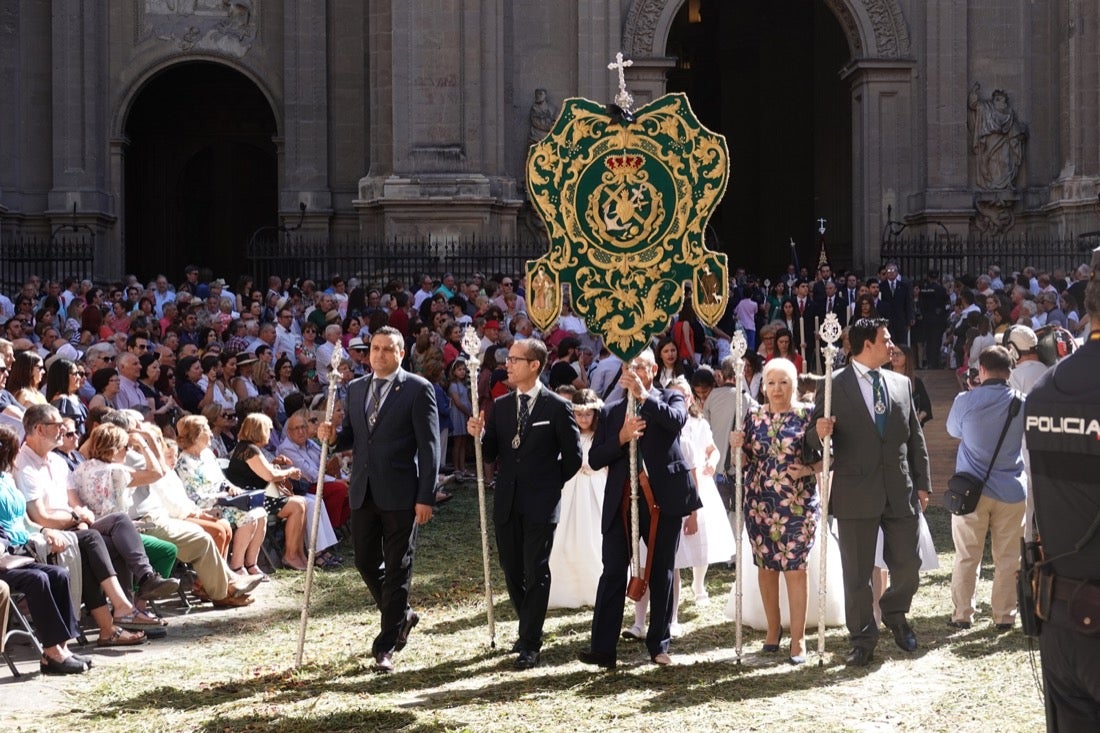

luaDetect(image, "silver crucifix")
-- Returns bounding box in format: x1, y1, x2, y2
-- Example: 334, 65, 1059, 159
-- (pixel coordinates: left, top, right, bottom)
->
608, 51, 634, 112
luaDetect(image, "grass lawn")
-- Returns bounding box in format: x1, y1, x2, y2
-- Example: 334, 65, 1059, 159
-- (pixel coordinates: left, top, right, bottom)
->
4, 487, 1047, 732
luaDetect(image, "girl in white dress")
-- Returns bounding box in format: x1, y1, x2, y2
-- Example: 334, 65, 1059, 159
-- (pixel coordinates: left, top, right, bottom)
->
547, 389, 606, 609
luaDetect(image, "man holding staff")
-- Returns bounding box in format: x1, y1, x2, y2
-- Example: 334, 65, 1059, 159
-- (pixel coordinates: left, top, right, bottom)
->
468, 338, 581, 670
806, 317, 930, 666
317, 326, 439, 674
578, 348, 701, 668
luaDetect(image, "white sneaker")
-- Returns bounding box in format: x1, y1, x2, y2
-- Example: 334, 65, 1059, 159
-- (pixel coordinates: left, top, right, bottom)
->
694, 592, 710, 606
669, 622, 683, 638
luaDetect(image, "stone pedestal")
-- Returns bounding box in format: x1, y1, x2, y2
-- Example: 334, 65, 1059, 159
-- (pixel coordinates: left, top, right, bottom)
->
356, 174, 520, 240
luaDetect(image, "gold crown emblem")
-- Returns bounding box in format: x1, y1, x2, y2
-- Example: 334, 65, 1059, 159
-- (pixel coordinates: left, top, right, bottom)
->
605, 154, 644, 173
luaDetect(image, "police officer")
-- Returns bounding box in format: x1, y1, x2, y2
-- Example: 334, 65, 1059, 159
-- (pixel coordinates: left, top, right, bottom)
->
1024, 246, 1100, 731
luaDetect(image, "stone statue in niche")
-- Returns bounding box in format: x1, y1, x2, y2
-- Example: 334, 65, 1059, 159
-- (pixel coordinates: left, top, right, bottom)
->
527, 88, 559, 148
967, 83, 1028, 191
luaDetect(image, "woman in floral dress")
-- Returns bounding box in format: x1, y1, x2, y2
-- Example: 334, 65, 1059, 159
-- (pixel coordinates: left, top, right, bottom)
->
728, 357, 821, 664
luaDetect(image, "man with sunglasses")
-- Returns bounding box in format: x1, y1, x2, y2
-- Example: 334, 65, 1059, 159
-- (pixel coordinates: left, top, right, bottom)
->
78, 344, 117, 402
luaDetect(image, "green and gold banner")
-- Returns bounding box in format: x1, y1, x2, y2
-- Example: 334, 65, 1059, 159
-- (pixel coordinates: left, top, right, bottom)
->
525, 92, 729, 361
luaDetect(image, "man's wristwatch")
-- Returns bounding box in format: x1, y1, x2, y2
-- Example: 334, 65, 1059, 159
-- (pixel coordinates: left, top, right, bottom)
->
70, 510, 81, 528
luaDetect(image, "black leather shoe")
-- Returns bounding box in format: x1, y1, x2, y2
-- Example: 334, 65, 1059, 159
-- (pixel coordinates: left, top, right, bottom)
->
514, 650, 540, 670
946, 619, 972, 630
395, 610, 419, 652
844, 647, 873, 667
994, 622, 1014, 631
372, 652, 394, 673
511, 640, 526, 653
885, 619, 918, 652
577, 649, 617, 669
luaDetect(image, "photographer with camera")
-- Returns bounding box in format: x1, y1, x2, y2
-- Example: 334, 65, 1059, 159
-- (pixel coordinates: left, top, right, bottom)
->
946, 345, 1026, 630
1024, 247, 1100, 731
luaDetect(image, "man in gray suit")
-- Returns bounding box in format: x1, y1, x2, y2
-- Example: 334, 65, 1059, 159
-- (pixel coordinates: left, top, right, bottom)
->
318, 326, 440, 673
807, 317, 931, 666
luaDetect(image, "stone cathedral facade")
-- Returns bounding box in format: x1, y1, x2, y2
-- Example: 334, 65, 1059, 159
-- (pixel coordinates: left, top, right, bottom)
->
0, 0, 1097, 281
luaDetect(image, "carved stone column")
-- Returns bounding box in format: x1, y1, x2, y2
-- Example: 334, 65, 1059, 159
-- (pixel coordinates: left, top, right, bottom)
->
48, 0, 117, 276
844, 59, 916, 272
282, 0, 332, 233
1047, 0, 1100, 237
355, 0, 520, 240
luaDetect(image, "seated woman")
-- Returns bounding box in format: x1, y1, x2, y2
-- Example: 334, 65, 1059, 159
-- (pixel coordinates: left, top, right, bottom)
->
0, 426, 149, 654
174, 416, 268, 578
223, 413, 310, 571
147, 434, 233, 561
70, 420, 257, 608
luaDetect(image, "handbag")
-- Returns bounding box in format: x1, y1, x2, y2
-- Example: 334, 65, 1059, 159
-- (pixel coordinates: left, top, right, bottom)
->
945, 395, 1021, 516
215, 489, 268, 511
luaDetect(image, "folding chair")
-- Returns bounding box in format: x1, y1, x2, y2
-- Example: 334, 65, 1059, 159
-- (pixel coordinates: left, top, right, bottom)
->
3, 592, 44, 678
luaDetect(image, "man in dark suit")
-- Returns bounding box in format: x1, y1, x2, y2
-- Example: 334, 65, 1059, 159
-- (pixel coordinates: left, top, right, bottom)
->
318, 325, 440, 673
807, 317, 931, 666
820, 279, 847, 323
878, 263, 915, 345
790, 280, 819, 370
469, 338, 582, 670
578, 347, 701, 669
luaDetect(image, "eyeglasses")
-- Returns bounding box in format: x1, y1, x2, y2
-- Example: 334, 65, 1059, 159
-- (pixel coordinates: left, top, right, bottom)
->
62, 430, 78, 438
501, 281, 513, 287
308, 417, 319, 424
0, 366, 8, 374
288, 424, 309, 431
102, 356, 115, 362
222, 412, 237, 419
505, 356, 534, 364
133, 344, 149, 351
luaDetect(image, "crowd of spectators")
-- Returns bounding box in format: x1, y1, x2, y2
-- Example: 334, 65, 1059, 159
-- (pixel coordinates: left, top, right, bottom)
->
0, 254, 1089, 675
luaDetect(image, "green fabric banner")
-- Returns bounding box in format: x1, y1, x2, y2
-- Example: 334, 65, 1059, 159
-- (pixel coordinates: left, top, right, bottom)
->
525, 93, 729, 361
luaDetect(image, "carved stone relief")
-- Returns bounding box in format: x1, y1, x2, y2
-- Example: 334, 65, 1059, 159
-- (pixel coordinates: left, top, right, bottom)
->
140, 0, 257, 57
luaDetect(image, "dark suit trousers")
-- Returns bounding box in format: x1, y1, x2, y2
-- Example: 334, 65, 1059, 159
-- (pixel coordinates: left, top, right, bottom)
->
495, 513, 556, 652
591, 501, 681, 659
3, 563, 81, 647
836, 514, 921, 650
351, 494, 418, 655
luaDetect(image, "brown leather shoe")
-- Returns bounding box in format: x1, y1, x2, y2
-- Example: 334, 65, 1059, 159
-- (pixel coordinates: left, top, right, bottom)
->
212, 593, 255, 608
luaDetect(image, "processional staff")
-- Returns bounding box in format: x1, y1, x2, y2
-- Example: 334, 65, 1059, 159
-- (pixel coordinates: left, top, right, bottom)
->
295, 346, 344, 667
462, 326, 496, 648
815, 313, 842, 666
729, 330, 748, 664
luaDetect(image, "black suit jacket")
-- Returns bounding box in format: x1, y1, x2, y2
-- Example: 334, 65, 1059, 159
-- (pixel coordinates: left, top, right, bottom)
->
589, 386, 701, 532
481, 385, 582, 525
878, 276, 914, 333
333, 368, 440, 512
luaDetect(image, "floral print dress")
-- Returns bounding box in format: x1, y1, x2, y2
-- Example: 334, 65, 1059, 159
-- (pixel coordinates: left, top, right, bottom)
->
741, 405, 818, 571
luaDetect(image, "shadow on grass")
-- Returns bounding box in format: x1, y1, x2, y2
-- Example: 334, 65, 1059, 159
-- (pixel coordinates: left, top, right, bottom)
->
194, 709, 448, 733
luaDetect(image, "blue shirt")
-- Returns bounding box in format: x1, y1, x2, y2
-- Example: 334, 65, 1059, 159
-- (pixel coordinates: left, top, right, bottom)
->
0, 472, 31, 546
946, 380, 1026, 503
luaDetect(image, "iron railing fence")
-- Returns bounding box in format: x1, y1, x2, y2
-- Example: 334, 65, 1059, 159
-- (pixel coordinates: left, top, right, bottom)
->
879, 235, 1097, 281
246, 235, 546, 290
0, 234, 95, 297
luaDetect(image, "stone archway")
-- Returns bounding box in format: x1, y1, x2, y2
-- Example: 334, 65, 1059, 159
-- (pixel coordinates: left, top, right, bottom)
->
623, 0, 911, 62
623, 0, 915, 272
119, 61, 279, 282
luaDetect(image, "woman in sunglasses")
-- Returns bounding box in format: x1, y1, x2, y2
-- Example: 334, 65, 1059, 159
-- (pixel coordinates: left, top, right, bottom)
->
45, 357, 88, 437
